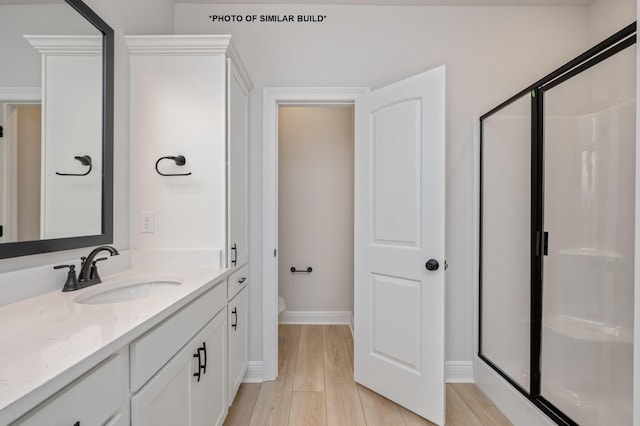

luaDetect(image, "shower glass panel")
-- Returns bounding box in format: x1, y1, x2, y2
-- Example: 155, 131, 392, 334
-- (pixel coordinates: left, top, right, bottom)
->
541, 44, 635, 425
481, 94, 531, 391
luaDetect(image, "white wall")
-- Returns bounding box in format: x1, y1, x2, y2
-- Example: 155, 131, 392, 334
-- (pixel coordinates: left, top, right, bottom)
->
0, 0, 174, 305
0, 4, 95, 88
175, 4, 590, 364
278, 106, 354, 313
588, 0, 636, 44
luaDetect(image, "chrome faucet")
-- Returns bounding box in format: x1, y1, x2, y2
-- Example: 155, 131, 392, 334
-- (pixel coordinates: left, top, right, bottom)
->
54, 245, 119, 292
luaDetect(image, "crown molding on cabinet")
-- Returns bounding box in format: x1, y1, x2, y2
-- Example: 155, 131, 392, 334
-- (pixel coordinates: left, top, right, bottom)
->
24, 35, 102, 55
125, 35, 253, 90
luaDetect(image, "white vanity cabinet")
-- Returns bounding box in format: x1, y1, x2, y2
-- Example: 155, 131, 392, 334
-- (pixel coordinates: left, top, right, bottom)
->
227, 265, 249, 403
131, 311, 227, 426
126, 35, 252, 269
1, 270, 248, 426
14, 352, 127, 426
130, 279, 228, 426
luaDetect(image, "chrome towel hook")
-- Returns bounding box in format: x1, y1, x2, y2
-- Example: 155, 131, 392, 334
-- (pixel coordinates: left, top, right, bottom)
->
155, 155, 192, 176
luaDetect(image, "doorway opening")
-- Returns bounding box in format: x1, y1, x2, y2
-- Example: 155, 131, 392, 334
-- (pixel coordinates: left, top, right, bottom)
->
262, 87, 368, 382
277, 105, 355, 327
262, 69, 446, 423
0, 100, 42, 243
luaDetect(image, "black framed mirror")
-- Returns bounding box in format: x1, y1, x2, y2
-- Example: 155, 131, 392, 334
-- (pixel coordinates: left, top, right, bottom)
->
0, 0, 113, 259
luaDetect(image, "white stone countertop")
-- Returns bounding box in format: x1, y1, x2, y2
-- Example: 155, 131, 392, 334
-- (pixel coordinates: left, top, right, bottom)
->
0, 266, 230, 425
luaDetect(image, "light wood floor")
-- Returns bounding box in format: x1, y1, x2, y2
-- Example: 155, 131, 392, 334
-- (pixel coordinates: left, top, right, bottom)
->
224, 325, 511, 426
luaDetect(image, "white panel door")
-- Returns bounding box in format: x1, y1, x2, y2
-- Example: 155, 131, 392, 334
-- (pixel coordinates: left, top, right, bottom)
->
354, 66, 445, 425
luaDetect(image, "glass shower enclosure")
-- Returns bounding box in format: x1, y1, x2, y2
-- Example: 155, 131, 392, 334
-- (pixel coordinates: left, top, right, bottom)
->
479, 23, 636, 426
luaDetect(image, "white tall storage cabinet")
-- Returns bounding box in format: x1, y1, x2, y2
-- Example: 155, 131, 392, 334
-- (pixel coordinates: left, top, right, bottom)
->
126, 35, 251, 269
228, 59, 250, 269
126, 35, 252, 414
25, 35, 102, 240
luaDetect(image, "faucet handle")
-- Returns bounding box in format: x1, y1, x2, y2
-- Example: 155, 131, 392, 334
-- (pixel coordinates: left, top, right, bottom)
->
89, 257, 108, 281
54, 264, 79, 292
54, 264, 75, 270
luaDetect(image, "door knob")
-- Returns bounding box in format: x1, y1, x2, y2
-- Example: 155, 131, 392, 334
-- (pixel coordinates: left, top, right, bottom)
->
425, 259, 439, 271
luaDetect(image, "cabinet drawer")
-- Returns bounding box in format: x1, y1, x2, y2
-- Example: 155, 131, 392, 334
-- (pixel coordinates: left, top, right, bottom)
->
227, 264, 249, 300
130, 279, 226, 391
16, 353, 125, 426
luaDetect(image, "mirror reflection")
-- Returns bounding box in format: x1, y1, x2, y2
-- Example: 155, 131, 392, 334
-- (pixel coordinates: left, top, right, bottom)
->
0, 0, 103, 243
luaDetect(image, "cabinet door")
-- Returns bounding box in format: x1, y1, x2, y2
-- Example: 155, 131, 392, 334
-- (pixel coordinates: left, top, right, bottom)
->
228, 285, 249, 403
191, 308, 228, 426
228, 60, 249, 268
132, 309, 227, 426
131, 348, 192, 426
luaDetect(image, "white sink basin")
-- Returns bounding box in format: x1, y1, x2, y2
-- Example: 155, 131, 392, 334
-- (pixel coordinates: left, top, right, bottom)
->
74, 277, 183, 305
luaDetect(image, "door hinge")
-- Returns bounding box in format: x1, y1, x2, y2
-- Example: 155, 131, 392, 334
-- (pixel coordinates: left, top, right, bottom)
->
0, 225, 3, 237
444, 260, 448, 270
0, 125, 3, 138
274, 249, 277, 257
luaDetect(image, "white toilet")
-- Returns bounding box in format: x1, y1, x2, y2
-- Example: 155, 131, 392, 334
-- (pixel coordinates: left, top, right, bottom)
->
278, 296, 286, 317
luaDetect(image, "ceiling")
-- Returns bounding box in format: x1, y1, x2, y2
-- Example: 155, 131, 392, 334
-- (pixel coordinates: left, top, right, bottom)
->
173, 0, 594, 5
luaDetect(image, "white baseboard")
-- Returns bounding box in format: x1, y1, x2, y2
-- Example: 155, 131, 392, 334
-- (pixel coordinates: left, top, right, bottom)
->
279, 310, 352, 325
445, 361, 474, 383
242, 361, 264, 383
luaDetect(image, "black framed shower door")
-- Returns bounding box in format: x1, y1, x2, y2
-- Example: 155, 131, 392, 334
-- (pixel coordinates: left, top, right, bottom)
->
479, 22, 636, 426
